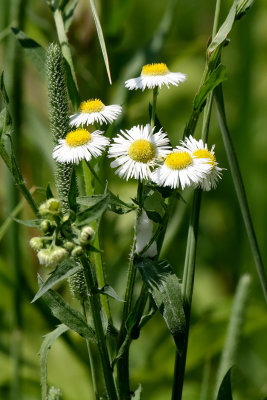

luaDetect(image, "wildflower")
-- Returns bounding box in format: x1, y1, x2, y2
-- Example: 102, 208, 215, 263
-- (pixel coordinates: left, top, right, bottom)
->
53, 128, 109, 164
125, 63, 186, 91
180, 135, 223, 191
151, 147, 211, 189
70, 98, 122, 127
38, 246, 68, 267
108, 124, 170, 181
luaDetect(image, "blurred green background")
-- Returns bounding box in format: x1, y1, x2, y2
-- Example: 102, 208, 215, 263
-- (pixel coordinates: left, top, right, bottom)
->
0, 0, 266, 399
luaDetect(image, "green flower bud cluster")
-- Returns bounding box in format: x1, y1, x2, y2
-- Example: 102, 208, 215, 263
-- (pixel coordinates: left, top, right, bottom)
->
29, 198, 95, 269
48, 386, 62, 400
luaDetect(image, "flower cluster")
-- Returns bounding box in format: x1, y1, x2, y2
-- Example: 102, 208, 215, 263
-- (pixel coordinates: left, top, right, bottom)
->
29, 198, 95, 267
52, 62, 223, 190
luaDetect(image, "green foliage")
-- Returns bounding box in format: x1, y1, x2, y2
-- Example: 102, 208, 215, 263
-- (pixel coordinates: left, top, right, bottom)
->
136, 258, 186, 354
216, 369, 233, 400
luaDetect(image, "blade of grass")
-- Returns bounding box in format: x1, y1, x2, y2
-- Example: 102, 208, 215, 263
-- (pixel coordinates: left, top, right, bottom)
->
88, 0, 112, 84
214, 85, 267, 303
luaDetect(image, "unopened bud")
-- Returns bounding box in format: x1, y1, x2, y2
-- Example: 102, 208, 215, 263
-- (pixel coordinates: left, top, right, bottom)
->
39, 198, 61, 217
48, 386, 62, 400
79, 226, 95, 245
37, 246, 68, 267
29, 237, 44, 251
64, 241, 75, 252
71, 246, 84, 257
40, 219, 53, 233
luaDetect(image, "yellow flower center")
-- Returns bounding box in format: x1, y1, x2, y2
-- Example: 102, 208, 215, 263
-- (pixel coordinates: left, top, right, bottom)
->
79, 99, 104, 113
66, 129, 91, 147
193, 149, 216, 168
128, 139, 156, 163
165, 151, 192, 170
141, 63, 169, 76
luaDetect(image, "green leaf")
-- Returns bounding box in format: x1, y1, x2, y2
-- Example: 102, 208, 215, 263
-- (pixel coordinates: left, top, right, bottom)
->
98, 284, 124, 302
236, 0, 255, 18
88, 0, 112, 84
76, 193, 110, 226
216, 368, 233, 400
136, 259, 186, 353
0, 73, 12, 141
40, 324, 69, 400
63, 58, 81, 110
62, 0, 79, 31
32, 260, 82, 303
46, 183, 54, 200
13, 218, 41, 228
68, 166, 77, 212
133, 385, 143, 400
11, 28, 46, 77
38, 275, 95, 341
77, 194, 106, 207
108, 192, 136, 214
194, 64, 227, 111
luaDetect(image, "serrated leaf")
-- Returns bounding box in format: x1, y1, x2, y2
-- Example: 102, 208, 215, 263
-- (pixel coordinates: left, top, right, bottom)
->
194, 65, 227, 111
38, 275, 95, 341
11, 28, 46, 77
76, 193, 110, 226
98, 284, 124, 302
216, 368, 233, 400
136, 259, 186, 353
32, 260, 82, 302
13, 218, 41, 228
89, 0, 112, 84
40, 324, 69, 400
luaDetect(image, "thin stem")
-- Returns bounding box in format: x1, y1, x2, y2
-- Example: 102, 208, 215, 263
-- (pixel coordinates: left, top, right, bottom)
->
214, 86, 267, 303
82, 160, 112, 321
117, 180, 143, 399
151, 87, 158, 128
81, 256, 118, 400
172, 189, 202, 400
81, 301, 100, 400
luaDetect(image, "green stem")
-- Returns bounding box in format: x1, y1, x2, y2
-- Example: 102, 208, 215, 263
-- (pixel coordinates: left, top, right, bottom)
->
53, 8, 78, 89
214, 86, 267, 303
117, 180, 143, 399
81, 301, 100, 400
82, 160, 112, 320
150, 87, 158, 128
81, 256, 118, 400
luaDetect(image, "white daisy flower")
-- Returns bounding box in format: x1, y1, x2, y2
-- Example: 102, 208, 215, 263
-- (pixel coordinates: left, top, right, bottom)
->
125, 63, 186, 91
53, 128, 109, 164
180, 135, 223, 191
151, 147, 212, 190
70, 98, 122, 127
108, 124, 170, 181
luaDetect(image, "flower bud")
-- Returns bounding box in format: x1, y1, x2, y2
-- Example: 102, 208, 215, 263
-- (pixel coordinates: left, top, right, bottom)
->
29, 237, 44, 251
68, 267, 88, 302
79, 226, 95, 245
63, 241, 75, 252
52, 246, 68, 264
39, 198, 61, 217
40, 219, 53, 233
71, 246, 84, 257
48, 386, 62, 400
37, 246, 68, 267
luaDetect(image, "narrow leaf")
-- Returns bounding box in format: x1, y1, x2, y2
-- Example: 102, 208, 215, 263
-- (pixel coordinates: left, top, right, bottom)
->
134, 385, 143, 400
13, 218, 41, 228
98, 284, 124, 302
46, 183, 54, 200
38, 275, 95, 340
108, 192, 136, 214
216, 368, 233, 400
68, 165, 77, 212
32, 260, 82, 302
136, 259, 186, 353
89, 0, 112, 84
62, 0, 79, 31
194, 65, 227, 111
40, 324, 69, 400
76, 193, 110, 226
11, 28, 46, 77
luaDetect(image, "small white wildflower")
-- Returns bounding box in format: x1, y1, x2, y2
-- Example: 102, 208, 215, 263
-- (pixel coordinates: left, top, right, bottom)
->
53, 128, 109, 164
125, 62, 186, 91
70, 98, 122, 127
108, 124, 170, 181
